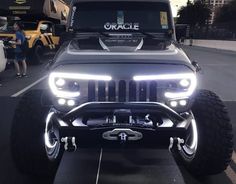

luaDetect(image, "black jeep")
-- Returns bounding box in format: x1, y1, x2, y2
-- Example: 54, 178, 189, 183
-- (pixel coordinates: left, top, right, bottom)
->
11, 0, 233, 178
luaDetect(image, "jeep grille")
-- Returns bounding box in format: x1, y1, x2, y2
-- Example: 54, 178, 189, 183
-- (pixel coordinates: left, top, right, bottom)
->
88, 80, 160, 102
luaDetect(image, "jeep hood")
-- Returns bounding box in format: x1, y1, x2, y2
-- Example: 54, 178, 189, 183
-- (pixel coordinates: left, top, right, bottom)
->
52, 41, 194, 70
50, 42, 195, 79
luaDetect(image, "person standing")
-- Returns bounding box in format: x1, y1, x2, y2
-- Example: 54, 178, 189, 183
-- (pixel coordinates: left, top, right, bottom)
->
12, 22, 27, 78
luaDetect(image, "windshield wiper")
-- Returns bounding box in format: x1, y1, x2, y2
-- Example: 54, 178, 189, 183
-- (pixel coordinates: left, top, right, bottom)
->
134, 31, 173, 41
72, 28, 174, 42
73, 28, 111, 38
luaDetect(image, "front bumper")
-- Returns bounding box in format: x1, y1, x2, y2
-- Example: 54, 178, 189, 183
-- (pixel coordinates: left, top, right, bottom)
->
49, 102, 192, 148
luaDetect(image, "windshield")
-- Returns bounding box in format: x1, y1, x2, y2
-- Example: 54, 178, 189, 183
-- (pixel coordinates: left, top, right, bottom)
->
0, 22, 38, 32
70, 2, 172, 33
22, 22, 38, 31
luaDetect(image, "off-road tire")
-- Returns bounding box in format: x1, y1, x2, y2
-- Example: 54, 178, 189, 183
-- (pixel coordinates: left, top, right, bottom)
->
29, 43, 44, 65
59, 32, 75, 46
10, 90, 62, 177
179, 89, 233, 176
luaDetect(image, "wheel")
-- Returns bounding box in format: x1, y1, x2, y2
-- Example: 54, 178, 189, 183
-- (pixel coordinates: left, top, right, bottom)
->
10, 90, 63, 177
176, 89, 233, 176
59, 32, 74, 46
44, 111, 62, 161
28, 43, 44, 65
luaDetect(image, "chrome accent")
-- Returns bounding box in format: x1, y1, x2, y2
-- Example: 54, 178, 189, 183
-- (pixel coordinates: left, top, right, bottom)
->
134, 38, 144, 51
61, 137, 77, 152
169, 137, 185, 152
113, 115, 116, 123
177, 138, 185, 151
61, 137, 69, 151
119, 132, 128, 142
72, 137, 77, 151
99, 37, 110, 51
65, 101, 184, 123
144, 114, 153, 126
129, 116, 133, 124
169, 137, 174, 152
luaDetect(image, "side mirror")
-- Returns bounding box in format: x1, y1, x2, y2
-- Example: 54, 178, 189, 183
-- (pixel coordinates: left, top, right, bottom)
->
40, 24, 48, 34
46, 59, 54, 70
192, 61, 201, 72
40, 28, 48, 34
54, 24, 66, 37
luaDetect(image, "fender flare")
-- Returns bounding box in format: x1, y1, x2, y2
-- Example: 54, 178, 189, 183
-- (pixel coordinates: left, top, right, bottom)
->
32, 38, 44, 49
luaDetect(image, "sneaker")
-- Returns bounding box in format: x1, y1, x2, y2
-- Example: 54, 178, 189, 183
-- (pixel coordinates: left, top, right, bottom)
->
16, 74, 21, 78
22, 74, 28, 78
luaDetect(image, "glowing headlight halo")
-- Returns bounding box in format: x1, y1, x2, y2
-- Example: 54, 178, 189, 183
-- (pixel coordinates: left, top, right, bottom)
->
49, 72, 196, 99
49, 72, 112, 98
44, 112, 57, 149
133, 73, 197, 99
44, 112, 68, 149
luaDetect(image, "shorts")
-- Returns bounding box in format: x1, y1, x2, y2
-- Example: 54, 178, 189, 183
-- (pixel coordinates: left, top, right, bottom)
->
15, 52, 26, 62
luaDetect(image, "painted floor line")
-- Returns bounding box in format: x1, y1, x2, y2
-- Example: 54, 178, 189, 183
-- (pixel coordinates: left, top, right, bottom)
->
95, 148, 103, 184
223, 100, 236, 102
201, 64, 236, 66
225, 166, 236, 184
11, 75, 48, 97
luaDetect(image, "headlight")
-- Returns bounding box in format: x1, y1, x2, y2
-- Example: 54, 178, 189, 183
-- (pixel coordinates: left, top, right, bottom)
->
25, 35, 31, 40
49, 72, 112, 98
133, 73, 197, 99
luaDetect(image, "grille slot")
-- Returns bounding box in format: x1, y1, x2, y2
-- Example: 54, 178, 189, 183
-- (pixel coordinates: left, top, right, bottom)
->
98, 81, 106, 101
119, 80, 126, 102
139, 81, 147, 101
108, 80, 116, 101
149, 81, 157, 101
88, 80, 158, 102
129, 80, 137, 101
88, 81, 96, 102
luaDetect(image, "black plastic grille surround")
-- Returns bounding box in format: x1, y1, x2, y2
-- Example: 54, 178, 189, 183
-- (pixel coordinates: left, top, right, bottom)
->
88, 80, 159, 102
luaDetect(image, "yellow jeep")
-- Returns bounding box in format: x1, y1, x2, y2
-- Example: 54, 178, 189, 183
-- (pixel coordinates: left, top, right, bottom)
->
0, 20, 65, 64
0, 0, 69, 64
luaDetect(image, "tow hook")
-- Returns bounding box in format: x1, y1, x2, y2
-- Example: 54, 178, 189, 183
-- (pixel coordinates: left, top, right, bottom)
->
119, 132, 128, 143
61, 137, 77, 152
169, 137, 185, 152
102, 129, 143, 141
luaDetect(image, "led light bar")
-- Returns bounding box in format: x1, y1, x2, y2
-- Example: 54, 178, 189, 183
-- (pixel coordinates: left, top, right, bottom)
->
50, 72, 112, 81
133, 73, 195, 81
133, 73, 197, 98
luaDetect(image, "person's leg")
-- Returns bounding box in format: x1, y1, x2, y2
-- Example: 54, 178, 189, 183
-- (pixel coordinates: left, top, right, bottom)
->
14, 60, 21, 76
22, 59, 27, 76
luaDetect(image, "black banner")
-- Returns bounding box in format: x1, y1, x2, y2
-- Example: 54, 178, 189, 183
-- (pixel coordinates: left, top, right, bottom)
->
0, 0, 44, 16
